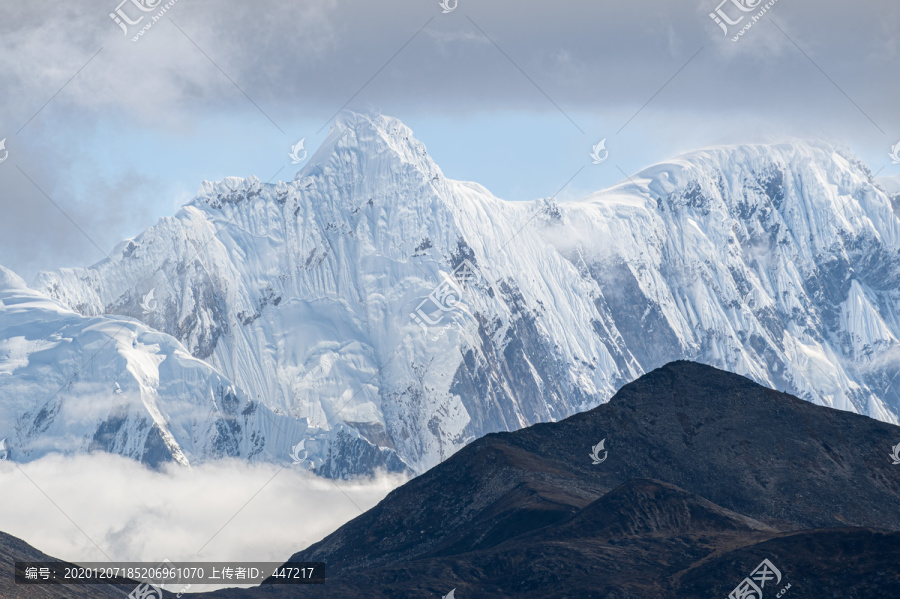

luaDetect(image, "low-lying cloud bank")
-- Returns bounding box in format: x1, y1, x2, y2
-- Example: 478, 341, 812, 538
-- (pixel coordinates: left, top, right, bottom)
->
0, 452, 407, 568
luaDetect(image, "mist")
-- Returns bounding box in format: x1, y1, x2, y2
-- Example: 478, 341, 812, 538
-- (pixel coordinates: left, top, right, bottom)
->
0, 452, 406, 570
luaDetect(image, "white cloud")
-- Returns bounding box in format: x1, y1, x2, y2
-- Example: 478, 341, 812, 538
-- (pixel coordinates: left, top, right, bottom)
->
0, 453, 406, 587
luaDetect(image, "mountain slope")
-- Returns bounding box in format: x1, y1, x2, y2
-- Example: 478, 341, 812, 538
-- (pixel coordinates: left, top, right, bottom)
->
281, 361, 900, 574
205, 362, 900, 598
579, 144, 900, 422
4, 363, 900, 598
0, 531, 139, 599
30, 113, 900, 476
0, 266, 405, 473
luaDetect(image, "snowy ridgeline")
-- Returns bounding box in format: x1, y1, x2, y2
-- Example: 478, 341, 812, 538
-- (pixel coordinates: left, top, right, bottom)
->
2, 112, 899, 477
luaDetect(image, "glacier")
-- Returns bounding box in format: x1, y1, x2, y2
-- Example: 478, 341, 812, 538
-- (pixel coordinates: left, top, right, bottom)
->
2, 111, 898, 476
0, 266, 405, 475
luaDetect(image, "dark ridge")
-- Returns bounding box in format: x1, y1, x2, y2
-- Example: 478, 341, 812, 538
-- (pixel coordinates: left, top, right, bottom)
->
0, 531, 143, 599
7, 361, 900, 598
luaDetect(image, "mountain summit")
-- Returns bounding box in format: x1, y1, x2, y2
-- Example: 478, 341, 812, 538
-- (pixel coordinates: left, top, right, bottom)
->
8, 112, 900, 474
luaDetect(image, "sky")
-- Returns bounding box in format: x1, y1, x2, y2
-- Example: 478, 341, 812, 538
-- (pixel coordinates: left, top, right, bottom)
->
0, 0, 899, 281
1, 0, 900, 575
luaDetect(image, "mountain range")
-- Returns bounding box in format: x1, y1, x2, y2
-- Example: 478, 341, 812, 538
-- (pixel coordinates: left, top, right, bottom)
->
3, 112, 900, 475
5, 362, 898, 598
221, 361, 900, 598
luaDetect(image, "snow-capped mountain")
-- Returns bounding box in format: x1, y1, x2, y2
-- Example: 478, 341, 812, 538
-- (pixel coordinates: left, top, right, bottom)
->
19, 112, 900, 476
878, 174, 900, 219
0, 266, 405, 474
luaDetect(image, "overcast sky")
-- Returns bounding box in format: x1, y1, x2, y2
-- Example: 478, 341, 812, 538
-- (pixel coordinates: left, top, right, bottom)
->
1, 0, 899, 280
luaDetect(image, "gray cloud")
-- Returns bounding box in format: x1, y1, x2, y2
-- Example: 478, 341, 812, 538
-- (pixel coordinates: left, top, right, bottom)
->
0, 134, 165, 280
0, 0, 898, 279
0, 0, 896, 127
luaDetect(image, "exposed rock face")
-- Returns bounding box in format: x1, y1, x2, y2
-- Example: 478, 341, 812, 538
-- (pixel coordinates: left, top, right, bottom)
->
226, 362, 900, 598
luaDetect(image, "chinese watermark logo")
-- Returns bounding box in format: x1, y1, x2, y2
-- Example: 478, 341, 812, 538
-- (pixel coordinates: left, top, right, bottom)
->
127, 559, 192, 598
0, 138, 8, 164
890, 442, 900, 465
128, 582, 163, 599
727, 558, 790, 599
589, 439, 607, 464
161, 558, 192, 597
889, 141, 900, 165
710, 0, 760, 35
439, 0, 458, 14
590, 139, 609, 165
289, 139, 308, 164
110, 0, 181, 42
290, 440, 308, 465
709, 0, 781, 42
110, 0, 161, 34
140, 289, 158, 315
410, 259, 481, 337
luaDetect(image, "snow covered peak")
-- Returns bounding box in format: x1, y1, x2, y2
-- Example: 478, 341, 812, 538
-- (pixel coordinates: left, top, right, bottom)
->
628, 140, 864, 197
0, 266, 27, 291
183, 112, 445, 224
589, 139, 900, 268
22, 115, 900, 477
297, 111, 443, 184
193, 176, 264, 210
